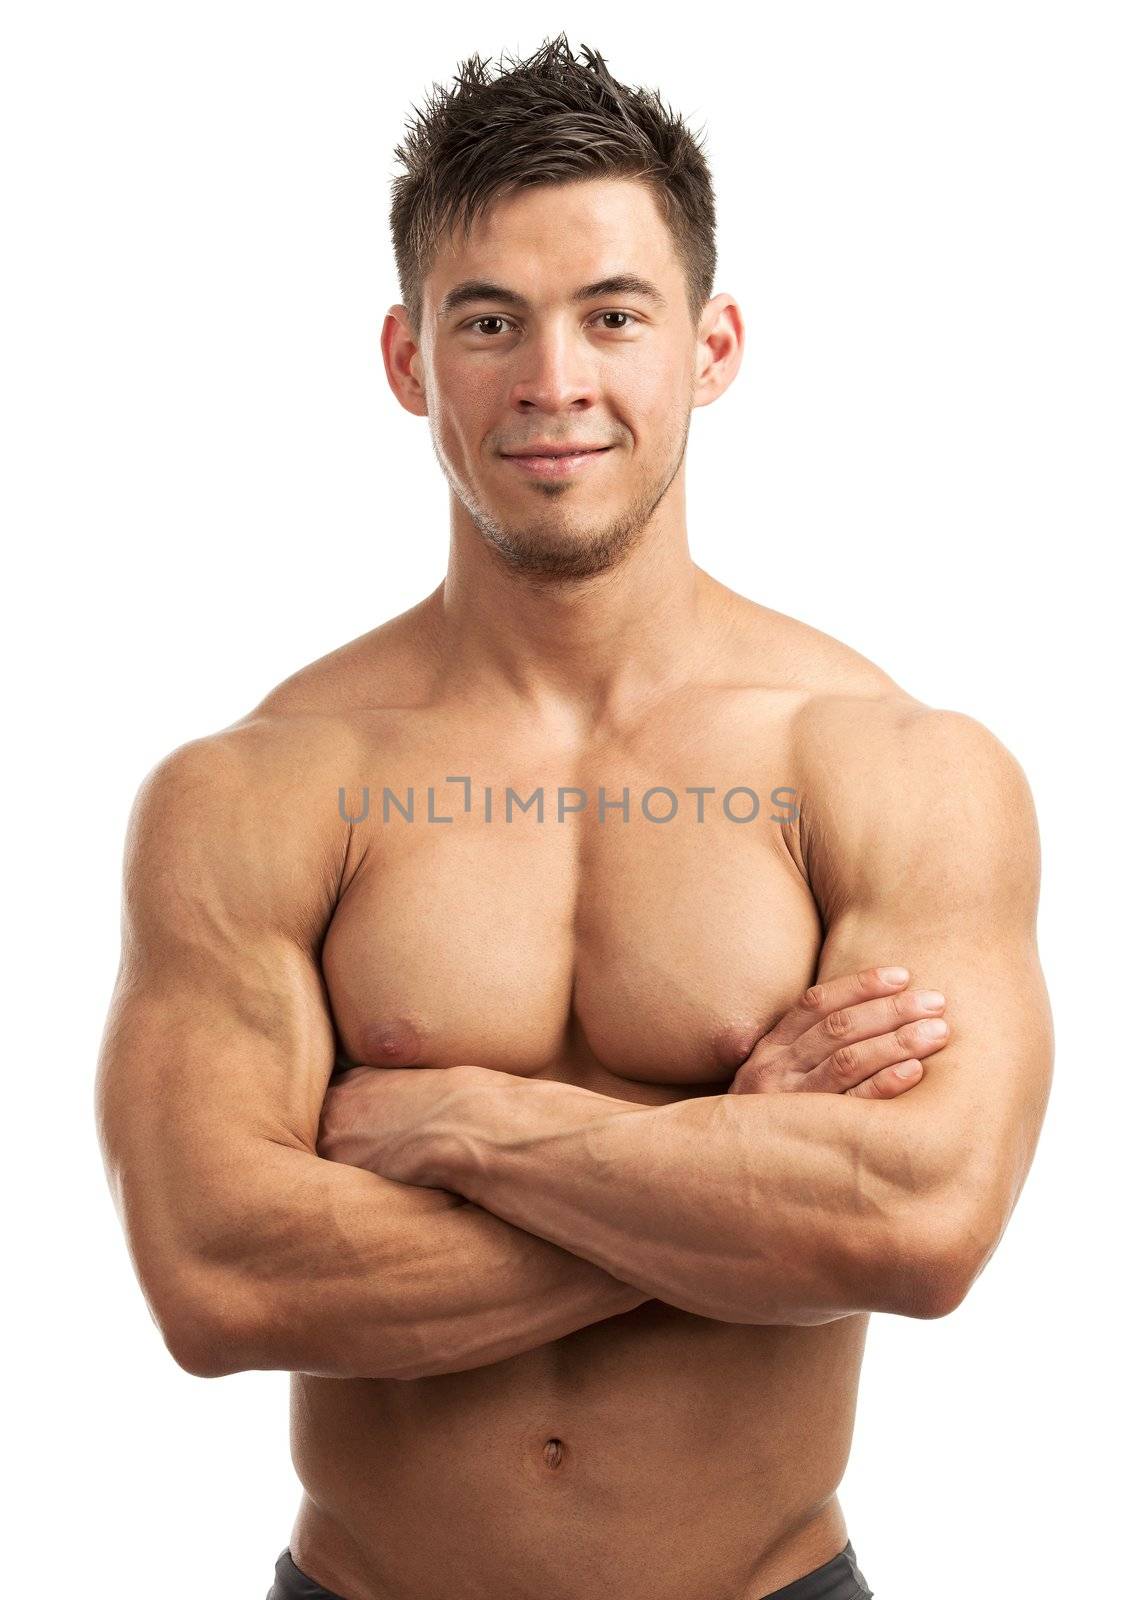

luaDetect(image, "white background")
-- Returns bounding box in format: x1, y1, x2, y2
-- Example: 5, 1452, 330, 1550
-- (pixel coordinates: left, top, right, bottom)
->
4, 4, 1126, 1595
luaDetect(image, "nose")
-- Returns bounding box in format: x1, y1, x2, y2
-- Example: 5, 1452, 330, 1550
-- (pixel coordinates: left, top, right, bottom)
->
508, 322, 599, 415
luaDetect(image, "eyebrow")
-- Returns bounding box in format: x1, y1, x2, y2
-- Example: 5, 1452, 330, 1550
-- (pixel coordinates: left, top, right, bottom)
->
437, 272, 668, 321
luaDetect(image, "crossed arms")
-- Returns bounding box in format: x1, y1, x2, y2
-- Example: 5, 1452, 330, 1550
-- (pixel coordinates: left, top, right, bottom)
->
95, 703, 1053, 1379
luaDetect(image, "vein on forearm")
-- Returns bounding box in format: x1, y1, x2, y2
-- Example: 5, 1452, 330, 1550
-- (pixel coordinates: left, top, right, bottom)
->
451, 1078, 915, 1325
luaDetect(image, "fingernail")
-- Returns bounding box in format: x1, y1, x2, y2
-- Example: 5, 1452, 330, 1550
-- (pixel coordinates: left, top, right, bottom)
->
895, 1060, 921, 1079
879, 967, 909, 983
915, 990, 946, 1010
918, 1018, 948, 1038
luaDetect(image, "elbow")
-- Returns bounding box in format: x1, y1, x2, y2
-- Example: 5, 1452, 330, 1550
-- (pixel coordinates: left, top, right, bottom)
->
892, 1195, 1002, 1321
160, 1275, 260, 1379
167, 1317, 251, 1379
894, 1250, 974, 1321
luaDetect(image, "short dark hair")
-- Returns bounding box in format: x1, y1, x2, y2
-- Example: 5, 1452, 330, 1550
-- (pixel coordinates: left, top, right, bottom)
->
389, 33, 717, 340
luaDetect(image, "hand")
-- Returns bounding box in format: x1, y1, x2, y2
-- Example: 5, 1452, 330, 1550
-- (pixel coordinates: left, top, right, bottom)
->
728, 966, 948, 1098
317, 1063, 483, 1187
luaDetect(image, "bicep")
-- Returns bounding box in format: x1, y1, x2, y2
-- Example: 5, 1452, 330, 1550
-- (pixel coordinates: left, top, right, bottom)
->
817, 908, 1053, 1245
806, 708, 1054, 1277
95, 738, 340, 1351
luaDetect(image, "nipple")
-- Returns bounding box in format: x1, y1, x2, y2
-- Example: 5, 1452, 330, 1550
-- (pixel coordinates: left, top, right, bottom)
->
713, 1020, 760, 1070
359, 1016, 425, 1066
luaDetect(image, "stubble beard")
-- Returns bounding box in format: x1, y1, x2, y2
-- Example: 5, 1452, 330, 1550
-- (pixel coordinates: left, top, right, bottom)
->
437, 408, 692, 583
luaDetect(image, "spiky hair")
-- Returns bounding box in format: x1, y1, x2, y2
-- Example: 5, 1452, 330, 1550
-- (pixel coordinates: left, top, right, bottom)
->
389, 33, 717, 336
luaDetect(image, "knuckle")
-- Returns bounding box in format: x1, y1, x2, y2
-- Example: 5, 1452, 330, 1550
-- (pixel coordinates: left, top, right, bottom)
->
829, 1045, 856, 1080
735, 1050, 771, 1092
824, 1007, 852, 1040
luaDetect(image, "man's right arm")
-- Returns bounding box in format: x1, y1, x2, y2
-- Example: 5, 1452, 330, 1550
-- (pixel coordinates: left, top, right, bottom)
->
94, 727, 648, 1380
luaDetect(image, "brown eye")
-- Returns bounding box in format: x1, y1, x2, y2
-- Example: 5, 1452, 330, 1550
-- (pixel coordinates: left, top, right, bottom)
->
466, 311, 637, 337
469, 316, 511, 337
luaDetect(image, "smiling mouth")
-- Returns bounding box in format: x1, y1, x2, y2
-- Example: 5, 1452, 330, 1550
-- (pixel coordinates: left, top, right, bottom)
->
502, 447, 611, 458
500, 446, 614, 477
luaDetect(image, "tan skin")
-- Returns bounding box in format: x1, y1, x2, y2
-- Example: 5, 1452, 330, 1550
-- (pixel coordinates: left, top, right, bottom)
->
95, 178, 1052, 1600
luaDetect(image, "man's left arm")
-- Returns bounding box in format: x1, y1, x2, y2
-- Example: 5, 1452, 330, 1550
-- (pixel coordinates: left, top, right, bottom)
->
362, 708, 1055, 1327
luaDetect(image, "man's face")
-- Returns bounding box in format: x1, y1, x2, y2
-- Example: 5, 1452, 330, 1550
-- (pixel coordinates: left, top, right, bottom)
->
412, 177, 701, 579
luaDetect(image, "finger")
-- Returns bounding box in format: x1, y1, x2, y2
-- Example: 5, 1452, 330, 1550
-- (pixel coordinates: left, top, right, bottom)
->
785, 987, 946, 1071
767, 967, 911, 1049
803, 1017, 950, 1093
845, 1059, 925, 1098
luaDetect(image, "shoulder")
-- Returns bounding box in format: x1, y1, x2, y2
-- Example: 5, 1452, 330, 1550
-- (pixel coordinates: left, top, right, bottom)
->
701, 585, 1038, 909
712, 578, 1028, 790
131, 708, 367, 827
788, 693, 1039, 923
706, 575, 912, 701
792, 693, 1031, 802
124, 709, 370, 948
124, 595, 443, 926
132, 588, 442, 833
246, 589, 442, 720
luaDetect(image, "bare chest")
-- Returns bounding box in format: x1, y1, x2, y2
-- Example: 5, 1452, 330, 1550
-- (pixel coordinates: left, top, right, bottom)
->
322, 724, 822, 1097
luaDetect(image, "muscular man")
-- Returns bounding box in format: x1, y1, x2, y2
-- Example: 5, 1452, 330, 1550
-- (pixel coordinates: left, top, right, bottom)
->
95, 36, 1053, 1600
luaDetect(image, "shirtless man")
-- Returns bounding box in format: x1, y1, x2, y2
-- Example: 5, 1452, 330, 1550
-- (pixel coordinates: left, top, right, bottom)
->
94, 36, 1053, 1600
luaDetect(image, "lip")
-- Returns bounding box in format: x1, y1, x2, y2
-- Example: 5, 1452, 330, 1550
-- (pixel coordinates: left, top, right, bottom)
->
501, 446, 613, 478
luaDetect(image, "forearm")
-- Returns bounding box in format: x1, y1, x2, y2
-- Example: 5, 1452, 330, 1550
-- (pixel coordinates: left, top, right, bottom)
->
438, 1075, 930, 1326
183, 1141, 650, 1380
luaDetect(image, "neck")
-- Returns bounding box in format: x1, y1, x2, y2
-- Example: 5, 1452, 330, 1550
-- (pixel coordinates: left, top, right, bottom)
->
426, 496, 716, 732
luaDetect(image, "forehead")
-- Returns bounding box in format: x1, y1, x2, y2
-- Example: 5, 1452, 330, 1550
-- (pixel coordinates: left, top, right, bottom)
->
425, 177, 680, 314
